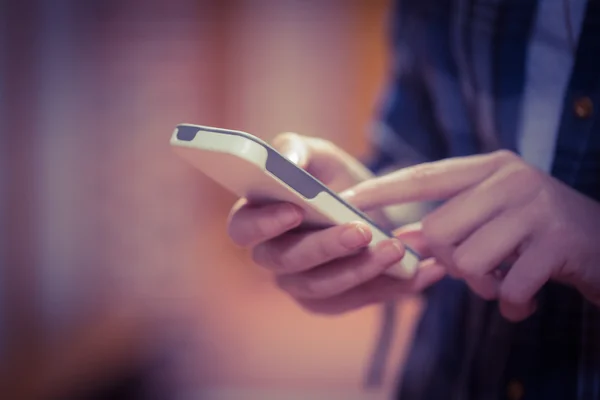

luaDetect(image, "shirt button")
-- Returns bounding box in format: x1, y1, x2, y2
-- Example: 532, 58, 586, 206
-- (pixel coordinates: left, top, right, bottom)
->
507, 379, 524, 400
573, 96, 594, 118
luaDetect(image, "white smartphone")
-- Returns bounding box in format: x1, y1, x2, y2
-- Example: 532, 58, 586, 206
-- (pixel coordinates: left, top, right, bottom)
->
170, 123, 420, 279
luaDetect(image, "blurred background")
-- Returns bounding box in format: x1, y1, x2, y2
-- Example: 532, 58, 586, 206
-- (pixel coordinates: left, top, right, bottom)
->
0, 0, 424, 398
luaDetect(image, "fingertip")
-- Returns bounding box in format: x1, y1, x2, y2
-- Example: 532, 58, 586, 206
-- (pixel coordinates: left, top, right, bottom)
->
339, 188, 356, 201
408, 258, 446, 290
418, 258, 446, 276
273, 132, 309, 167
394, 226, 432, 258
339, 221, 373, 249
227, 202, 303, 247
375, 238, 406, 265
276, 203, 304, 226
392, 222, 423, 236
499, 299, 537, 322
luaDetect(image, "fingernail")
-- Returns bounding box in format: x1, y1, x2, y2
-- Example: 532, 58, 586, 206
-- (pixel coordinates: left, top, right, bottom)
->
278, 204, 301, 226
339, 223, 371, 249
376, 240, 404, 263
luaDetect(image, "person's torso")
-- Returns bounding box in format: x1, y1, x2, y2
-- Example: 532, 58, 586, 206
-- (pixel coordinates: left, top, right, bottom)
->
386, 1, 600, 399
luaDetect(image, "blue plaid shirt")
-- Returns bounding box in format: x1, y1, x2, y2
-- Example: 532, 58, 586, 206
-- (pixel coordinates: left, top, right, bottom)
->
367, 1, 600, 399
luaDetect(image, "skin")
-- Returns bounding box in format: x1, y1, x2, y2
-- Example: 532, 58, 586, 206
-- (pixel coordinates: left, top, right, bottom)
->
227, 133, 600, 321
343, 149, 600, 321
227, 133, 446, 314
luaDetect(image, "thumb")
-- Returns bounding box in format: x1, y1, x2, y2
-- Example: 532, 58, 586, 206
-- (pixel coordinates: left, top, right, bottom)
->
392, 222, 433, 258
272, 132, 357, 187
272, 132, 310, 169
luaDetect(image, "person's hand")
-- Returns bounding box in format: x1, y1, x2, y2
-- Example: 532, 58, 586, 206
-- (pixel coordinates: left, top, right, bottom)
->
226, 133, 446, 314
342, 150, 600, 321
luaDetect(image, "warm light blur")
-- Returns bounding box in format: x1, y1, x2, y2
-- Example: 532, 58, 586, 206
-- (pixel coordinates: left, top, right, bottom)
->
0, 1, 423, 399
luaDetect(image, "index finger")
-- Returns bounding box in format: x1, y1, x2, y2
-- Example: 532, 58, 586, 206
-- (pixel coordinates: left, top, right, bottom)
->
227, 200, 303, 247
341, 151, 509, 211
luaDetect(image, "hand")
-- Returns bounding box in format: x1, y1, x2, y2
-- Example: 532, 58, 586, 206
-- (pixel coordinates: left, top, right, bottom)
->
226, 133, 446, 314
342, 150, 600, 321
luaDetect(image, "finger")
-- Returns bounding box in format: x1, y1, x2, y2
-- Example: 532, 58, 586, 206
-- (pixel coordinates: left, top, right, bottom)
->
392, 222, 434, 258
276, 239, 405, 299
421, 165, 538, 246
252, 221, 372, 274
272, 132, 310, 168
463, 275, 501, 300
498, 238, 558, 321
427, 242, 458, 278
340, 151, 517, 211
227, 201, 303, 247
394, 222, 457, 263
392, 222, 423, 236
296, 261, 446, 314
500, 299, 538, 323
415, 257, 448, 285
449, 208, 534, 301
272, 133, 341, 185
274, 134, 347, 182
392, 223, 451, 278
451, 208, 533, 278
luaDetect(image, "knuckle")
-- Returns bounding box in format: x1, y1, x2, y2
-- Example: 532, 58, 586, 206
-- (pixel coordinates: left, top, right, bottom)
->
278, 275, 321, 299
521, 193, 553, 236
534, 188, 558, 220
534, 187, 552, 210
254, 216, 280, 240
506, 164, 541, 189
406, 162, 436, 179
420, 215, 435, 238
388, 164, 435, 198
251, 244, 272, 268
451, 247, 478, 276
252, 244, 285, 270
315, 237, 337, 261
495, 163, 545, 208
499, 284, 527, 306
421, 214, 446, 246
525, 186, 557, 232
543, 214, 563, 238
492, 149, 519, 165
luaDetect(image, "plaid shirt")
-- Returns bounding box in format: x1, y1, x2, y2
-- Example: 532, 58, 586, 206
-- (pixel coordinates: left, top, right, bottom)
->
367, 1, 600, 399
